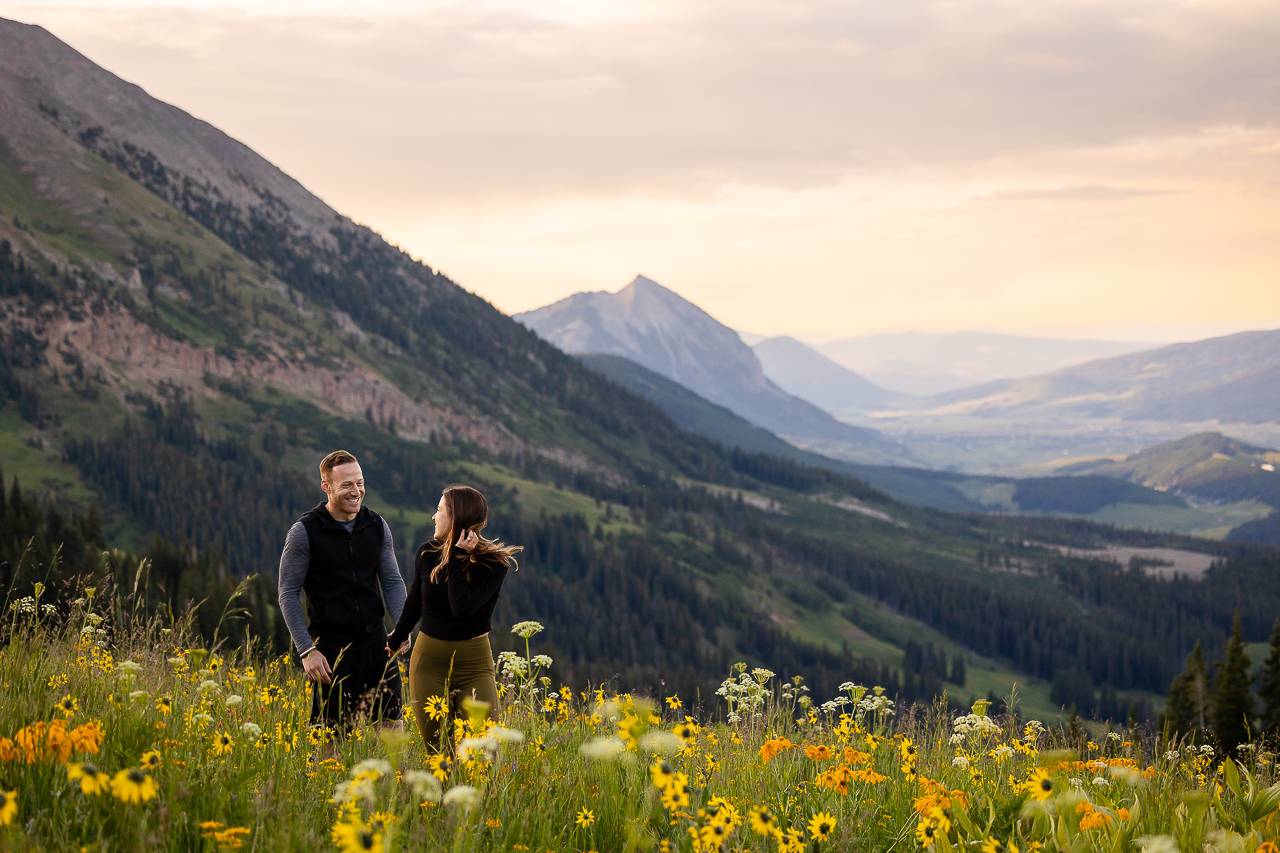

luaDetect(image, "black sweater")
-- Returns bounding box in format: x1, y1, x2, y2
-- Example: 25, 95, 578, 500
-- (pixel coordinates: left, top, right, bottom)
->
388, 542, 509, 646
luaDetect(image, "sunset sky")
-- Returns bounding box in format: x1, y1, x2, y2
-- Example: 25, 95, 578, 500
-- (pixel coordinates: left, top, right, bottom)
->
4, 0, 1280, 341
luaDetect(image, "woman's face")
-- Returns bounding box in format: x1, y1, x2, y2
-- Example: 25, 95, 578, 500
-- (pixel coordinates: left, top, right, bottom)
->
432, 494, 450, 540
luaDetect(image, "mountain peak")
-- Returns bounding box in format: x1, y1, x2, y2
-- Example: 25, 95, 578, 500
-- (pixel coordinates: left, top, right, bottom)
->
516, 279, 914, 465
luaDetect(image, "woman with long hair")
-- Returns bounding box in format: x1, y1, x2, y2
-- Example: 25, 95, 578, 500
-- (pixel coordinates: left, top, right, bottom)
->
386, 485, 522, 751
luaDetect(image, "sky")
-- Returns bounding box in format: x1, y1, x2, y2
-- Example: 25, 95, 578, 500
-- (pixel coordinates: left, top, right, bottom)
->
4, 0, 1280, 342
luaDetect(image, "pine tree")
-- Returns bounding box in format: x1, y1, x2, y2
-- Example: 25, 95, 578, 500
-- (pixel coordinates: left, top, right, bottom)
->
1213, 612, 1254, 756
950, 654, 966, 687
1258, 619, 1280, 737
1164, 641, 1210, 742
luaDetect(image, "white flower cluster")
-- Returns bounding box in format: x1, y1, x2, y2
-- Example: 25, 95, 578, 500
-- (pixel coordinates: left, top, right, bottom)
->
10, 596, 36, 614
949, 712, 1000, 744
510, 621, 544, 639
579, 736, 627, 760
716, 667, 771, 718
442, 784, 481, 810
240, 722, 263, 739
952, 755, 970, 768
497, 651, 528, 678
403, 770, 442, 803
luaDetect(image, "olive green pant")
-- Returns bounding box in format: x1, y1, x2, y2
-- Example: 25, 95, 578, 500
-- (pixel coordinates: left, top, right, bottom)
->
408, 633, 500, 752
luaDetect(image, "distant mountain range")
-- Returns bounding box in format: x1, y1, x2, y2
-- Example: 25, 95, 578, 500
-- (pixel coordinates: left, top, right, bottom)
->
903, 330, 1280, 424
515, 276, 914, 465
751, 336, 902, 414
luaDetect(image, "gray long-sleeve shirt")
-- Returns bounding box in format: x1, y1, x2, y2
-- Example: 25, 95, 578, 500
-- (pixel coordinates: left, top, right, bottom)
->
276, 518, 407, 654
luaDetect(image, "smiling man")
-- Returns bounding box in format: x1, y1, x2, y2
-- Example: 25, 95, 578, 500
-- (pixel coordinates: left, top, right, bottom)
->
277, 450, 407, 731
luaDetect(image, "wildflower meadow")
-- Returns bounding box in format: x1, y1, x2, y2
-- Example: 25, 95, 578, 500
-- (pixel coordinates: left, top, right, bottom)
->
3, 582, 1280, 853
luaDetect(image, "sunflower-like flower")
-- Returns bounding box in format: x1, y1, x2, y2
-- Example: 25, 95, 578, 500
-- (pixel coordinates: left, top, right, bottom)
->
110, 768, 157, 804
575, 808, 595, 828
809, 811, 837, 842
331, 816, 383, 853
140, 750, 162, 770
68, 761, 108, 795
1023, 768, 1055, 802
749, 805, 776, 836
916, 817, 942, 847
423, 695, 448, 721
55, 695, 78, 718
211, 732, 235, 756
0, 789, 15, 825
981, 837, 1020, 853
428, 752, 453, 782
650, 758, 676, 789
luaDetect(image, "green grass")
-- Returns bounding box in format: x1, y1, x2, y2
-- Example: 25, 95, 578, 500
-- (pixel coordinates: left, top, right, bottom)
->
0, 405, 98, 507
1084, 500, 1273, 540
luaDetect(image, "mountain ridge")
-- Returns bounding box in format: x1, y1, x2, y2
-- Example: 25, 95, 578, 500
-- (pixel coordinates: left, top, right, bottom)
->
516, 275, 914, 465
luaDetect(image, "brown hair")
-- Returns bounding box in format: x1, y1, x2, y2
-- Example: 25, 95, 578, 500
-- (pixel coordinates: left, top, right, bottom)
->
425, 485, 522, 583
319, 450, 359, 481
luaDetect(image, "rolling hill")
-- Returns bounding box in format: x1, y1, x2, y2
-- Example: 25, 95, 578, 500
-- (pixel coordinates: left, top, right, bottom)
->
1060, 432, 1280, 545
904, 330, 1280, 423
3, 15, 1279, 721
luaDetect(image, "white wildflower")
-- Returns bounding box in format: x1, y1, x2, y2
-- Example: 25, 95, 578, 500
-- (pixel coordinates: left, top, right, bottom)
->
404, 770, 442, 802
350, 758, 393, 778
224, 694, 243, 708
442, 784, 482, 810
510, 621, 544, 639
639, 731, 685, 755
240, 722, 263, 739
952, 756, 970, 768
579, 736, 627, 760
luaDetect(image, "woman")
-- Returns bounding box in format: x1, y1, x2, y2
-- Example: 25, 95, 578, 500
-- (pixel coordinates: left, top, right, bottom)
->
387, 484, 522, 751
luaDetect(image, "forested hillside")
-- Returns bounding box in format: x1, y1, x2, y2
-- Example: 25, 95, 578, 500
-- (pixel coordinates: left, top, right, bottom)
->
4, 17, 1280, 725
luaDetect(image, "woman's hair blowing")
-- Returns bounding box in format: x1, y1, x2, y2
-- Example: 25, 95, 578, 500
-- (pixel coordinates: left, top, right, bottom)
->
425, 485, 522, 582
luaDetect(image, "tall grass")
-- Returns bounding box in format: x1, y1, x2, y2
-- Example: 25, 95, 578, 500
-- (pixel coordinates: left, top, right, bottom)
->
2, 579, 1278, 853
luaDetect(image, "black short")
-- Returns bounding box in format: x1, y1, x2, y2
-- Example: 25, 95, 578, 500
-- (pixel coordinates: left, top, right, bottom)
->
310, 633, 403, 727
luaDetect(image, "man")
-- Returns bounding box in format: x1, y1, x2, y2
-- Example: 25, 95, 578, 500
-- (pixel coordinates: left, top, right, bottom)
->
277, 450, 408, 729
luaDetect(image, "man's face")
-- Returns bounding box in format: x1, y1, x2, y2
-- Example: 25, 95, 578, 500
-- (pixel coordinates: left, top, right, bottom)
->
323, 462, 365, 516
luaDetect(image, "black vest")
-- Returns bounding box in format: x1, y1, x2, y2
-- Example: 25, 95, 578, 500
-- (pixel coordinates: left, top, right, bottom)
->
299, 503, 387, 644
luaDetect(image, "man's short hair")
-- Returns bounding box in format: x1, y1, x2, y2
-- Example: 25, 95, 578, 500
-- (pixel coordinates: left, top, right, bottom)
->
319, 450, 360, 482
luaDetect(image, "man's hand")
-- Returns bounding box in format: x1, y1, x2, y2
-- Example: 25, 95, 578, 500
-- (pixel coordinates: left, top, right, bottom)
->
456, 529, 479, 551
302, 648, 332, 684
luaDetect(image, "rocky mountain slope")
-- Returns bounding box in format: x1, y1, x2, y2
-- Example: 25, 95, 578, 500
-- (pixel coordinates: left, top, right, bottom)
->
516, 276, 913, 465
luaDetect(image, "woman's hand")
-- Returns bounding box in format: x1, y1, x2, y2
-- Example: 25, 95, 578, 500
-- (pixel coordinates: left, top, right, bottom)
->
456, 529, 479, 551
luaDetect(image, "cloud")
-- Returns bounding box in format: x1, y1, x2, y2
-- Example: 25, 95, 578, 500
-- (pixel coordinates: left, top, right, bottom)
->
983, 186, 1177, 202
7, 0, 1280, 201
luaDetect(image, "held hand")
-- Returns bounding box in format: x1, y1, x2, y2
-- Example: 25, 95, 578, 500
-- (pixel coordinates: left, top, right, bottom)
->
456, 529, 479, 551
386, 633, 412, 657
302, 649, 332, 684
